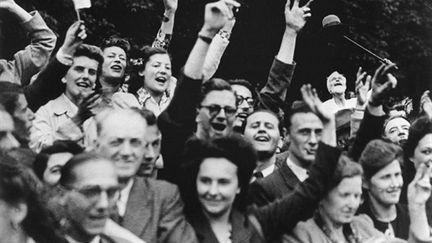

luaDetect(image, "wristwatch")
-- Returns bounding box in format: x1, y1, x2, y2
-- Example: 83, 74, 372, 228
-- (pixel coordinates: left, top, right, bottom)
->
218, 30, 231, 40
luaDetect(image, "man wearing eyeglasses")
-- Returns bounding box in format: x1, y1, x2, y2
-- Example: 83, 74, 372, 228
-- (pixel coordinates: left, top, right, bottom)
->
58, 152, 143, 243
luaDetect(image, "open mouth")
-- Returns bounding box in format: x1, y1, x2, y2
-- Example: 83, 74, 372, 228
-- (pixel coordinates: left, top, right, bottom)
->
334, 83, 343, 87
155, 76, 167, 84
110, 64, 123, 72
211, 123, 226, 131
76, 81, 91, 88
254, 135, 270, 142
237, 112, 248, 119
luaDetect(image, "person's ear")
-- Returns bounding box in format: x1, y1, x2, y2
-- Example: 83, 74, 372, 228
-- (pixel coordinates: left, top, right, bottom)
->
236, 187, 241, 194
61, 77, 67, 84
283, 128, 291, 144
11, 202, 28, 226
195, 108, 201, 123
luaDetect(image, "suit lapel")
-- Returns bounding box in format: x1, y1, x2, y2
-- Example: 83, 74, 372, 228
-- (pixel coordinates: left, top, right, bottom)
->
122, 178, 151, 237
278, 157, 300, 191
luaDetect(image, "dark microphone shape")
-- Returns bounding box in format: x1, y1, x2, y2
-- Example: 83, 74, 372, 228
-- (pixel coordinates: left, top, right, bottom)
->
322, 15, 396, 68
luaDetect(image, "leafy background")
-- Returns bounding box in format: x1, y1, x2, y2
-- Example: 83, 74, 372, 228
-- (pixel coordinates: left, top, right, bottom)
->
1, 0, 431, 109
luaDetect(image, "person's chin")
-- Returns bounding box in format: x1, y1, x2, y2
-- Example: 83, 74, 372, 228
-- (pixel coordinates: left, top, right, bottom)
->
84, 217, 107, 235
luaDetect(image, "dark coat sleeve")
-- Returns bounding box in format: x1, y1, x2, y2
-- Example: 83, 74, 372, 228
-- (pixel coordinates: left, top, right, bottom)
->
256, 58, 295, 114
348, 108, 387, 161
24, 57, 68, 112
252, 142, 341, 241
158, 71, 203, 184
248, 180, 277, 207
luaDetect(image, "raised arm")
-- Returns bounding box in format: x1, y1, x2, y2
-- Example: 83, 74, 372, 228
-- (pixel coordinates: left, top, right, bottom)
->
0, 0, 57, 86
202, 18, 236, 81
407, 163, 432, 243
152, 0, 177, 50
252, 84, 338, 240
349, 63, 397, 160
256, 0, 311, 114
158, 0, 238, 183
25, 21, 87, 111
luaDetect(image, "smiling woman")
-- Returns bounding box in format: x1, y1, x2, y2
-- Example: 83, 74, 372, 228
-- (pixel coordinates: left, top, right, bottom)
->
128, 46, 174, 117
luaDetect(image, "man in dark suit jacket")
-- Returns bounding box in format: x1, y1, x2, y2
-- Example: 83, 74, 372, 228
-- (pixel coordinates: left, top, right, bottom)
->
94, 108, 197, 243
249, 104, 324, 206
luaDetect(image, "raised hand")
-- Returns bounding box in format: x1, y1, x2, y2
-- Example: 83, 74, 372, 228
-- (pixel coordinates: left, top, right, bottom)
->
202, 0, 240, 36
369, 63, 397, 107
72, 91, 101, 126
420, 90, 432, 119
285, 0, 313, 33
0, 0, 16, 9
301, 84, 333, 123
60, 21, 87, 56
408, 162, 432, 207
355, 67, 371, 106
163, 0, 178, 13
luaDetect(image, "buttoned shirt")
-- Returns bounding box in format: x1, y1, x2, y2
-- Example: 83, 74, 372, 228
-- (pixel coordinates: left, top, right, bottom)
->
286, 157, 309, 182
117, 179, 134, 217
30, 94, 83, 152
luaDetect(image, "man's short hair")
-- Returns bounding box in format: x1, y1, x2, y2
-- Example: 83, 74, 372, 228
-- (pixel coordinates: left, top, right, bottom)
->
100, 35, 131, 54
246, 109, 283, 135
283, 101, 314, 130
227, 79, 254, 95
0, 82, 23, 116
59, 152, 109, 187
326, 71, 346, 93
383, 115, 410, 134
199, 78, 236, 106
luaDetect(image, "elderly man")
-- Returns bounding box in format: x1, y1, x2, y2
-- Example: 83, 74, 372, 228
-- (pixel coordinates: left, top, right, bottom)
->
322, 71, 358, 114
94, 108, 197, 243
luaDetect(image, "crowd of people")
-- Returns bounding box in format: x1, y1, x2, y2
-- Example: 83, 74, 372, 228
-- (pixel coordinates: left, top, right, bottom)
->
0, 0, 432, 242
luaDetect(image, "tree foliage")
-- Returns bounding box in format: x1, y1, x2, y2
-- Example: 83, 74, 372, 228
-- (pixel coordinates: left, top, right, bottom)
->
1, 0, 430, 106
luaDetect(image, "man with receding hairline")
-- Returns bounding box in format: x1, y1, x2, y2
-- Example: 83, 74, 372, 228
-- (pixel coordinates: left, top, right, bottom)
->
94, 107, 197, 243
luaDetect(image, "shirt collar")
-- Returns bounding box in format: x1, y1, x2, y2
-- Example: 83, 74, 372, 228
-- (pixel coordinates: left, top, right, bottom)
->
286, 156, 309, 182
260, 164, 276, 178
65, 235, 101, 243
117, 179, 134, 217
136, 87, 171, 107
53, 94, 78, 117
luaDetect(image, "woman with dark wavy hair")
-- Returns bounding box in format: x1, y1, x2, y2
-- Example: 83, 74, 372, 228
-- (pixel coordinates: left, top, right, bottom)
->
0, 153, 65, 243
